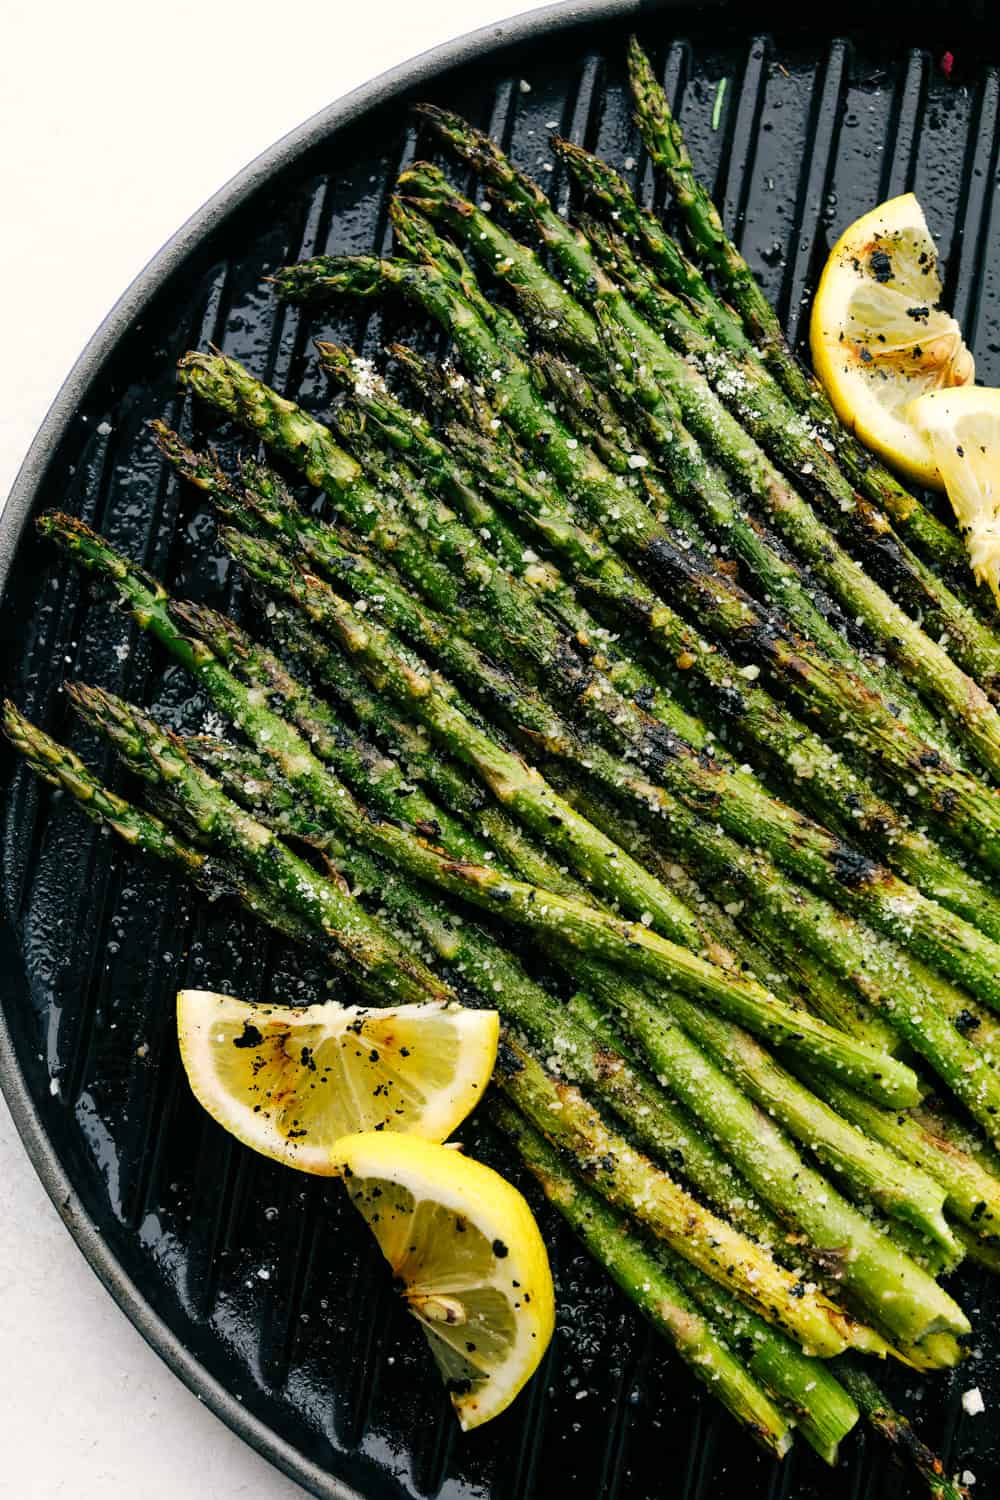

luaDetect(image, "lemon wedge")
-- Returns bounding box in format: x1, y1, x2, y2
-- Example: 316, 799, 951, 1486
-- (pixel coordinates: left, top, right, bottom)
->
177, 990, 499, 1173
909, 387, 1000, 605
811, 192, 974, 487
334, 1130, 554, 1429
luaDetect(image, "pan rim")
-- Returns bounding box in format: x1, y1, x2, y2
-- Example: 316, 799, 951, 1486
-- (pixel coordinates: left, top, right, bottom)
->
0, 4, 661, 1497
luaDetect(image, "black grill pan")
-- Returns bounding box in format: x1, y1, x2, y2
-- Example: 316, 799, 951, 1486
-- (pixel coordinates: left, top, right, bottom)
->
3, 3, 999, 1496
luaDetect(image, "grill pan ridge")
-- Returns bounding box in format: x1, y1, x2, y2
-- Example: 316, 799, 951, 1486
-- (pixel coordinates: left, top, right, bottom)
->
2, 4, 1000, 1496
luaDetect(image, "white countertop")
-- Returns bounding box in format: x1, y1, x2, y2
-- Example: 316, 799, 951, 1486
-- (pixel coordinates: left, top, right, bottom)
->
0, 3, 545, 1494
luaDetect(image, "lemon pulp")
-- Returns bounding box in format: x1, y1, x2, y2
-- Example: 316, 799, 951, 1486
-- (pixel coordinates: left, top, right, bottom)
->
910, 388, 1000, 605
335, 1130, 555, 1429
177, 990, 498, 1173
811, 192, 974, 487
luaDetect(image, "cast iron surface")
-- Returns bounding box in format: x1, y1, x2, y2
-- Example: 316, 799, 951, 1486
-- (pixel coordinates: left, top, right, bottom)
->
3, 3, 1000, 1495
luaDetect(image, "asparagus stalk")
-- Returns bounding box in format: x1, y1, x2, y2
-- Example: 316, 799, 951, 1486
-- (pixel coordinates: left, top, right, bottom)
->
218, 375, 1000, 1016
550, 133, 748, 352
318, 342, 1000, 949
0, 703, 371, 971
51, 506, 994, 1286
625, 37, 979, 599
15, 678, 912, 1352
831, 1360, 972, 1500
399, 126, 1000, 769
62, 683, 455, 1007
3, 718, 908, 1433
19, 685, 799, 1263
492, 1099, 795, 1460
217, 526, 1000, 1145
43, 512, 914, 1106
171, 356, 1000, 988
172, 600, 485, 861
9, 690, 977, 1362
494, 1097, 863, 1462
577, 209, 1000, 697
493, 1037, 892, 1359
417, 422, 1000, 1017
558, 779, 896, 1051
394, 164, 860, 667
160, 429, 1000, 1140
318, 343, 722, 724
657, 990, 957, 1265
16, 695, 874, 1360
213, 715, 980, 1292
3, 702, 260, 910
272, 251, 1000, 875
572, 972, 967, 1335
268, 607, 589, 898
271, 605, 864, 1036
168, 358, 719, 771
186, 698, 967, 1273
796, 1069, 1000, 1250
333, 330, 907, 755
554, 125, 982, 635
538, 754, 1000, 1148
177, 462, 1000, 1200
220, 523, 963, 1094
389, 173, 998, 784
186, 732, 830, 1261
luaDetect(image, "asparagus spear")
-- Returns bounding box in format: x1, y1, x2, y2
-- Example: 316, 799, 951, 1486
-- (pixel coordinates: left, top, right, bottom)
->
554, 125, 983, 639
217, 525, 1000, 1146
4, 703, 870, 1445
577, 208, 1000, 693
16, 694, 879, 1361
391, 167, 1000, 777
317, 355, 1000, 1010
14, 680, 906, 1357
796, 1069, 1000, 1250
831, 1360, 972, 1500
173, 601, 487, 861
495, 1097, 864, 1461
493, 1098, 800, 1460
625, 37, 978, 598
655, 991, 957, 1265
328, 332, 911, 755
272, 252, 1000, 873
508, 1066, 972, 1473
184, 693, 967, 1272
398, 128, 1000, 766
61, 683, 456, 1007
192, 736, 806, 1251
156, 387, 1000, 1110
0, 703, 382, 978
229, 631, 858, 1025
186, 722, 964, 1295
48, 507, 992, 1282
213, 417, 1000, 1028
316, 341, 1000, 948
171, 353, 1000, 978
268, 607, 596, 900
497, 1037, 898, 1359
228, 520, 989, 1093
2, 700, 291, 920
550, 133, 748, 352
191, 716, 981, 1294
43, 511, 914, 1107
558, 778, 896, 1052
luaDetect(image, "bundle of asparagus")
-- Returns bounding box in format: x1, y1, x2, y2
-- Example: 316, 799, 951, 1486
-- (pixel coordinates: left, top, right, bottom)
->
9, 37, 996, 1493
